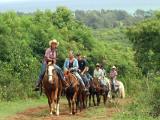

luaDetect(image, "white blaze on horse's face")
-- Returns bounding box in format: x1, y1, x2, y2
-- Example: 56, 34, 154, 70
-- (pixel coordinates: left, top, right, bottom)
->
48, 65, 54, 84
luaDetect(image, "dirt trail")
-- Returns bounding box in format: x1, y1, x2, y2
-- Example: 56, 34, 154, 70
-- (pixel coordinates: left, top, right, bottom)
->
7, 98, 131, 120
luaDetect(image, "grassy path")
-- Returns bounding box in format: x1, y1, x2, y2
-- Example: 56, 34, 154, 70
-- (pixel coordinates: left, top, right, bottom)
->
0, 96, 131, 120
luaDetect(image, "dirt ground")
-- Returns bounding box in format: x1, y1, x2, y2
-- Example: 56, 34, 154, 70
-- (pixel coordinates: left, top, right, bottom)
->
7, 98, 131, 120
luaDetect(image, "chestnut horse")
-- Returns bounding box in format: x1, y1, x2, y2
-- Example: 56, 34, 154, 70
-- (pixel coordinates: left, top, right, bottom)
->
42, 63, 62, 115
64, 70, 80, 115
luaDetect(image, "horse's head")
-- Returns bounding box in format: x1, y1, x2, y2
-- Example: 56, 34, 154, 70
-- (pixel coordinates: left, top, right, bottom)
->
64, 70, 71, 83
47, 63, 57, 84
64, 70, 78, 85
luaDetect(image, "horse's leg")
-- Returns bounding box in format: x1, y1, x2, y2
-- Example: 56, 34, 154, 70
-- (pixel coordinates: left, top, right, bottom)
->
103, 94, 106, 105
56, 96, 60, 116
72, 89, 78, 115
96, 93, 100, 106
45, 91, 52, 115
82, 96, 85, 108
93, 94, 96, 106
76, 97, 79, 113
50, 91, 55, 115
80, 93, 83, 112
56, 87, 62, 116
76, 93, 81, 112
67, 96, 72, 114
69, 100, 72, 114
54, 88, 60, 115
48, 98, 52, 115
86, 94, 88, 108
56, 101, 60, 116
89, 93, 91, 107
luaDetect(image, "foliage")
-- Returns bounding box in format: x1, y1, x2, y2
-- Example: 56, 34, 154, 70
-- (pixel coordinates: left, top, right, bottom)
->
127, 13, 160, 75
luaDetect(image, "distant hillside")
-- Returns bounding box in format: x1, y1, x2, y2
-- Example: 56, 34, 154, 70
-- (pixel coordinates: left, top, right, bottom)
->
75, 9, 154, 29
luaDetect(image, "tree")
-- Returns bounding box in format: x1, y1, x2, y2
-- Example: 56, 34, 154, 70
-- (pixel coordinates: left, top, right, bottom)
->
127, 12, 160, 74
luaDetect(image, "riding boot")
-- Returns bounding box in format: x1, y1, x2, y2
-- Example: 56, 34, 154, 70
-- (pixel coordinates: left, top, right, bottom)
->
33, 81, 40, 91
34, 63, 46, 91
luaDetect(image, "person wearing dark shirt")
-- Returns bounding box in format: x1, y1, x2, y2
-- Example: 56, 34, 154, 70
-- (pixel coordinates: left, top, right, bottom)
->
77, 53, 90, 88
77, 53, 86, 73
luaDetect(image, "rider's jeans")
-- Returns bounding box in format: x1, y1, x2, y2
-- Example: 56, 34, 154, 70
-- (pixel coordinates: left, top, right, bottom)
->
112, 78, 116, 84
111, 78, 116, 91
54, 64, 65, 81
73, 72, 85, 87
36, 63, 46, 85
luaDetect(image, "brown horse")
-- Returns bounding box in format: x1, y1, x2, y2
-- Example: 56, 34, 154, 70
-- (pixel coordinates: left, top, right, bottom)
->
89, 77, 109, 106
89, 77, 101, 106
64, 70, 80, 115
42, 63, 62, 115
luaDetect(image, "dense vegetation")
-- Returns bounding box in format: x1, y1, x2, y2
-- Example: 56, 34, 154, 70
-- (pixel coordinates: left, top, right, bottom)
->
0, 7, 137, 101
125, 12, 160, 118
0, 6, 159, 119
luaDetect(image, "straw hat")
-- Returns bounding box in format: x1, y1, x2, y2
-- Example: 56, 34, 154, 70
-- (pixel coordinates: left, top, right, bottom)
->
49, 39, 59, 46
112, 66, 116, 69
96, 63, 100, 67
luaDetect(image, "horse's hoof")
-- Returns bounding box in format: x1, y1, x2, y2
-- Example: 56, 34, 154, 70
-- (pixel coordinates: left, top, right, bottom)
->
69, 112, 72, 115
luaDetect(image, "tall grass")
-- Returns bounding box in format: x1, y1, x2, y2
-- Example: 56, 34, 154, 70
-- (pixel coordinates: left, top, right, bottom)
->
113, 76, 160, 120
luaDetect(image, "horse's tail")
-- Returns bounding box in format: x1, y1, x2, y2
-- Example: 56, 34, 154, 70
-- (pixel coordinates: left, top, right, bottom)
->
119, 81, 125, 98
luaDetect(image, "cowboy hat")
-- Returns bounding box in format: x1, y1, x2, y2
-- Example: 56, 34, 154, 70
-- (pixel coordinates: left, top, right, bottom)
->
49, 39, 59, 46
96, 63, 100, 67
112, 66, 116, 69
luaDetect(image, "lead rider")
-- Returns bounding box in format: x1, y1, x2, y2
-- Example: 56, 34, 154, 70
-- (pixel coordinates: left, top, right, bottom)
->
34, 39, 68, 91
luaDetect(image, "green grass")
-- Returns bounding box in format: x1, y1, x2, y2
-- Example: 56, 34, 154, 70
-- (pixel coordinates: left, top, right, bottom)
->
0, 96, 46, 120
81, 105, 106, 120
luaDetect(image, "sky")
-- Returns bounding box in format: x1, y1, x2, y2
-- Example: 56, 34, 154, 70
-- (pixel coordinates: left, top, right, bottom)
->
0, 0, 160, 13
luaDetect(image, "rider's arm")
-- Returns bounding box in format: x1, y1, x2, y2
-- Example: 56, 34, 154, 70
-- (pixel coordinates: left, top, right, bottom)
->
63, 58, 69, 71
81, 61, 87, 74
70, 59, 79, 71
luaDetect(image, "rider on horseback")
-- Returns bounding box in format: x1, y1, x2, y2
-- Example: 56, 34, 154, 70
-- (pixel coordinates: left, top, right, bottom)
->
77, 53, 90, 88
109, 66, 118, 92
64, 51, 88, 91
93, 63, 104, 85
34, 39, 68, 91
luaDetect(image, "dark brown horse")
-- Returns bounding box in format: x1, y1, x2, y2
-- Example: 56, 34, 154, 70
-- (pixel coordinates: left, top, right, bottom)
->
89, 77, 109, 106
89, 77, 101, 106
64, 70, 80, 115
42, 63, 62, 115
